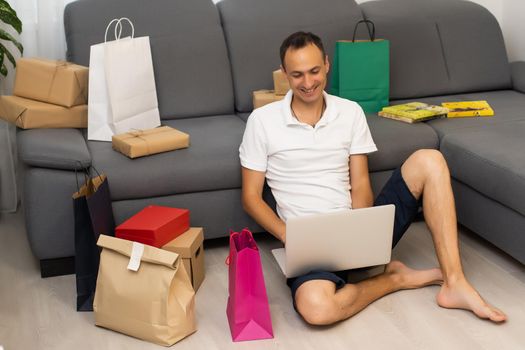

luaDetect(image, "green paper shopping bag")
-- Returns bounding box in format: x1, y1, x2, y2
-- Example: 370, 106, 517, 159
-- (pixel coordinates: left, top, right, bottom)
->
330, 20, 390, 114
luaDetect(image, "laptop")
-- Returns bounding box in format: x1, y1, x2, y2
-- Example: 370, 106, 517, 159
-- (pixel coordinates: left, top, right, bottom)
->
272, 204, 395, 278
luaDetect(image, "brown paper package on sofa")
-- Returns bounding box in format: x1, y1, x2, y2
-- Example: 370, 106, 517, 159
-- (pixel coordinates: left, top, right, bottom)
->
13, 57, 88, 108
0, 95, 87, 129
273, 69, 290, 95
162, 227, 205, 292
252, 90, 285, 109
94, 235, 196, 346
112, 126, 190, 158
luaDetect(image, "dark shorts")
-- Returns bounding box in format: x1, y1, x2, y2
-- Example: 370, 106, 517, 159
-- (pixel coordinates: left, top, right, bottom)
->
287, 167, 421, 308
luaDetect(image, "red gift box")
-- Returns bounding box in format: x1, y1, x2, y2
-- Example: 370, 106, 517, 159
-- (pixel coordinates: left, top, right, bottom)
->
115, 205, 190, 247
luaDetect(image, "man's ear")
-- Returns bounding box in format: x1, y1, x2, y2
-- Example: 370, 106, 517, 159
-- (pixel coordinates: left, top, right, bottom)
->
325, 55, 330, 73
280, 64, 286, 74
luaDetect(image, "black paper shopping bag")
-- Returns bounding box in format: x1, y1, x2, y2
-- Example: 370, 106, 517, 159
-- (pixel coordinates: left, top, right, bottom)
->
73, 169, 115, 311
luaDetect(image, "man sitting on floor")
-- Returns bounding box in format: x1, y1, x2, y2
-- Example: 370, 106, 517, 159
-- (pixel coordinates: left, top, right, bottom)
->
239, 31, 506, 325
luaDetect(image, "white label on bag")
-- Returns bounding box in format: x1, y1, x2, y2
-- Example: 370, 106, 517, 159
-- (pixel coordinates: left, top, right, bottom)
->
127, 242, 144, 272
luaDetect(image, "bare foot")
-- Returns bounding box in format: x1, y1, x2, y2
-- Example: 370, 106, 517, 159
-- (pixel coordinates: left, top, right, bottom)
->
385, 260, 443, 289
436, 278, 507, 323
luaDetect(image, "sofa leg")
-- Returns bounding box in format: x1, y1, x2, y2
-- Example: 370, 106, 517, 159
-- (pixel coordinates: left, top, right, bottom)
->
40, 257, 75, 278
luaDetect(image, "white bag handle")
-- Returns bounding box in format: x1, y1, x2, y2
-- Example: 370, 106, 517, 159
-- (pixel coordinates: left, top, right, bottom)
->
104, 17, 135, 43
115, 17, 135, 39
104, 18, 120, 42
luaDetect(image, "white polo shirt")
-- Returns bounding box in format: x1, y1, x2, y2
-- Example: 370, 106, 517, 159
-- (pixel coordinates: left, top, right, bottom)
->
239, 90, 377, 222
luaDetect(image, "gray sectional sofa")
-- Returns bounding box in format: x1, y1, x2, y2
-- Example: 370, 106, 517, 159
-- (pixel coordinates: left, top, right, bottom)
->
16, 0, 525, 277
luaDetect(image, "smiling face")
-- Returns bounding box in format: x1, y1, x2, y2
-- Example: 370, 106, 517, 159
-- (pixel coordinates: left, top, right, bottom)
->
281, 43, 330, 106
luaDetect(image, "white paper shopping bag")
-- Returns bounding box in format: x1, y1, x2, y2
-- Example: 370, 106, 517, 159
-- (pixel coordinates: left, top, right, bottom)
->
88, 18, 161, 141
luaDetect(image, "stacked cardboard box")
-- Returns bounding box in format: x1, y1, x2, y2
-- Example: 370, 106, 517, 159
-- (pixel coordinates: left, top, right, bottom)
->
0, 58, 88, 128
95, 205, 205, 345
115, 205, 206, 292
252, 69, 291, 109
162, 227, 205, 291
272, 69, 290, 95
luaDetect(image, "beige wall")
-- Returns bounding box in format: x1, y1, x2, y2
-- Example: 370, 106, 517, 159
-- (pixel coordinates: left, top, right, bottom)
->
501, 0, 525, 62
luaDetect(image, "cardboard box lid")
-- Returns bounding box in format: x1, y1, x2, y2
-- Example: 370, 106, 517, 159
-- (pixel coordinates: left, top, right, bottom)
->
162, 227, 203, 258
116, 205, 189, 231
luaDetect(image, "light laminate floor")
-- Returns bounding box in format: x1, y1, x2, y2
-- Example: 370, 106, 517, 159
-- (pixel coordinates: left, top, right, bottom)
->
1, 210, 524, 350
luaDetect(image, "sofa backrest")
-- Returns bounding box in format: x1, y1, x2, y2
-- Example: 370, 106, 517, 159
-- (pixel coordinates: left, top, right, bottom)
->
64, 0, 234, 119
218, 0, 364, 113
360, 0, 512, 100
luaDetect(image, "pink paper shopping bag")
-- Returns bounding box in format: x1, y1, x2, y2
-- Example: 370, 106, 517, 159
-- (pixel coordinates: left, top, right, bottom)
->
226, 228, 274, 342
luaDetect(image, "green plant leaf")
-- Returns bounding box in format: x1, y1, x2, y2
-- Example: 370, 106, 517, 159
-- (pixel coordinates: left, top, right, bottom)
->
0, 42, 15, 67
0, 0, 18, 19
0, 64, 8, 77
0, 50, 6, 77
0, 1, 22, 34
0, 28, 23, 54
0, 0, 22, 78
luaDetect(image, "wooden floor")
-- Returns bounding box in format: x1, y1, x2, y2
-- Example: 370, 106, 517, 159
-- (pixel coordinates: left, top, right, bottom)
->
1, 210, 524, 350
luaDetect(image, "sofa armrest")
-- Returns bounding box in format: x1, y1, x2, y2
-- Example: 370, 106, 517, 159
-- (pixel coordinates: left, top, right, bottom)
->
511, 61, 525, 93
17, 128, 91, 170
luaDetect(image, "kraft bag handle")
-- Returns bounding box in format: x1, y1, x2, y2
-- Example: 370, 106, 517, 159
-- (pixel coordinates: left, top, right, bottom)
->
87, 166, 103, 192
352, 19, 376, 42
74, 162, 90, 192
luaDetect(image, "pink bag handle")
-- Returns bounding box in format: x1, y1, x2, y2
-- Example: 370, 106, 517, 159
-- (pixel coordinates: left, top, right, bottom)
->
225, 229, 239, 265
239, 228, 258, 250
225, 228, 259, 264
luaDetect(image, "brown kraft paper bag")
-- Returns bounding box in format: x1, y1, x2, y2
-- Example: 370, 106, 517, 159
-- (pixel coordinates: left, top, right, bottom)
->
94, 235, 196, 346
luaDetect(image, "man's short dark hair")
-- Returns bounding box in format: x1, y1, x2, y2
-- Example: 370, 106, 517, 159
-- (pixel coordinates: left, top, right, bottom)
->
280, 31, 326, 70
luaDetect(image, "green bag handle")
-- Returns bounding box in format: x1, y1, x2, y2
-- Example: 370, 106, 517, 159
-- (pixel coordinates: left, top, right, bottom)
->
352, 19, 376, 42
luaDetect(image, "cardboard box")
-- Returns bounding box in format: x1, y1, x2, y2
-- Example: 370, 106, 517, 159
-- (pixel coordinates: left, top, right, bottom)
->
0, 95, 87, 129
252, 90, 285, 109
273, 69, 290, 95
14, 57, 88, 107
116, 205, 190, 248
162, 227, 205, 291
112, 126, 190, 158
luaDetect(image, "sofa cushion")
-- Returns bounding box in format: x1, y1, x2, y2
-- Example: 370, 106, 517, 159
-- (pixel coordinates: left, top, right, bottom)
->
394, 90, 525, 139
18, 128, 91, 170
237, 112, 250, 122
366, 115, 439, 172
89, 115, 245, 201
361, 0, 511, 99
441, 120, 525, 217
65, 0, 234, 119
218, 0, 364, 113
